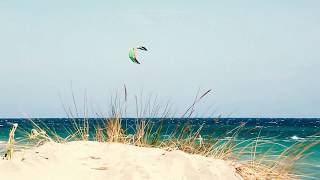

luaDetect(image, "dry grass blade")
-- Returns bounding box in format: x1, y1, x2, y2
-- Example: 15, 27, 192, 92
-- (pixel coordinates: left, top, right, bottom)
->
106, 118, 125, 143
182, 89, 212, 118
3, 123, 18, 160
94, 125, 105, 142
134, 120, 146, 146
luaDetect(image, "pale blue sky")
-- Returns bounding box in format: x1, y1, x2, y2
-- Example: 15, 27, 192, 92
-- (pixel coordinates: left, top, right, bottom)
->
0, 1, 319, 118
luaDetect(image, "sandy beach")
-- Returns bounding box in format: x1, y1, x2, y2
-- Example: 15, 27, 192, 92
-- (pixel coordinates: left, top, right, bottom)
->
0, 141, 241, 180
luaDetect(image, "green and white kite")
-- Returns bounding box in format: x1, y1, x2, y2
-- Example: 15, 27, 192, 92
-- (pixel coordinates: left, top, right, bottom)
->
129, 46, 148, 64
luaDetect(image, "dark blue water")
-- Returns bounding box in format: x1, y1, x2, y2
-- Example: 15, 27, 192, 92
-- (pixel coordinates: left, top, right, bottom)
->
0, 118, 319, 179
1, 118, 319, 140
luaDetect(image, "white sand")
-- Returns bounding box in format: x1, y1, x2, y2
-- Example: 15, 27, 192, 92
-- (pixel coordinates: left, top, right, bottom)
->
0, 141, 241, 180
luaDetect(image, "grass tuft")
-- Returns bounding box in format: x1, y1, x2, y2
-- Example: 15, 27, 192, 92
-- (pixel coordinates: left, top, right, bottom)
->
2, 91, 318, 180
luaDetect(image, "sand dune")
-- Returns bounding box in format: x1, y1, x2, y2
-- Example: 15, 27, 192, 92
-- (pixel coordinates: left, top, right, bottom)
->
0, 141, 241, 180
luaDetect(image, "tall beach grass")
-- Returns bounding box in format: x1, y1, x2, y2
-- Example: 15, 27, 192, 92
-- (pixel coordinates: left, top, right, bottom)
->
1, 89, 319, 180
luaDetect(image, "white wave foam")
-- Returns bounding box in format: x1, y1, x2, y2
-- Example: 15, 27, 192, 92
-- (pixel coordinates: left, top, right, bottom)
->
291, 135, 304, 140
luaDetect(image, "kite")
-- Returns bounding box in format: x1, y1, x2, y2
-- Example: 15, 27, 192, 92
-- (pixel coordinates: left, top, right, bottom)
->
129, 46, 148, 64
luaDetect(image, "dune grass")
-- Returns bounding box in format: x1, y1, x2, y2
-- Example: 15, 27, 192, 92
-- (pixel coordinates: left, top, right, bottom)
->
3, 123, 18, 160
1, 89, 319, 180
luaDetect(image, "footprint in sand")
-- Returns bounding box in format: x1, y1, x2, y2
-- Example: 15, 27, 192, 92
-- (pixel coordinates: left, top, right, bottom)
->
80, 156, 108, 171
91, 167, 108, 171
89, 156, 101, 160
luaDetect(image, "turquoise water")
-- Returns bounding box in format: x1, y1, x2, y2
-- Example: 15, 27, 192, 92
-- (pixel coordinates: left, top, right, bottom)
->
0, 118, 319, 179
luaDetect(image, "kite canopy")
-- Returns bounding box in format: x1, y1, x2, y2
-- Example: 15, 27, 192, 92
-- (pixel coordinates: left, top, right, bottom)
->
129, 46, 148, 64
137, 46, 148, 51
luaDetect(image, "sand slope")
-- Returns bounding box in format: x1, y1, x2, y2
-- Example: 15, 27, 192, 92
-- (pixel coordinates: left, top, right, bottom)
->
0, 141, 241, 180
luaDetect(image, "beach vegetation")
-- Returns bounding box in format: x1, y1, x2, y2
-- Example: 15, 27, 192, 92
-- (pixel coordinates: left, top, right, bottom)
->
1, 89, 319, 180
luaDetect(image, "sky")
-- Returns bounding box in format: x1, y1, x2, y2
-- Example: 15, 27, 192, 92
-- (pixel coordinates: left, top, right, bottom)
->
0, 0, 319, 118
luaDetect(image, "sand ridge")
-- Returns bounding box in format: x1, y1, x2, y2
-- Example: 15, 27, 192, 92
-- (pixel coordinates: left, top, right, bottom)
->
0, 141, 241, 180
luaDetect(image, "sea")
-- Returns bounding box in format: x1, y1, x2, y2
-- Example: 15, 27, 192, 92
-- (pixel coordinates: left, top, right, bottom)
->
0, 118, 319, 179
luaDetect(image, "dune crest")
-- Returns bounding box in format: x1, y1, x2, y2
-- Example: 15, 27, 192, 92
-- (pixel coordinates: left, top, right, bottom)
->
0, 141, 241, 180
